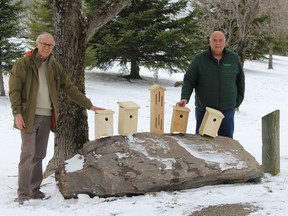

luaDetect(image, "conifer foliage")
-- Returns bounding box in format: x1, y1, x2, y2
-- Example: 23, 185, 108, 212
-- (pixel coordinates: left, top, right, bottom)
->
24, 0, 52, 42
91, 0, 205, 79
0, 0, 24, 96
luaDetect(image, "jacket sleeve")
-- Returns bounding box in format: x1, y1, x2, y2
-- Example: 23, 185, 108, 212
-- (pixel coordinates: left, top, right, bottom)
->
9, 59, 26, 116
181, 59, 198, 104
58, 67, 93, 109
236, 60, 245, 108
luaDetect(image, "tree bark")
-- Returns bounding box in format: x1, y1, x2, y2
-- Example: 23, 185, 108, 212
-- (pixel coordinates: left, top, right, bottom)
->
127, 59, 142, 79
45, 0, 130, 177
268, 43, 273, 69
0, 51, 5, 96
0, 71, 5, 96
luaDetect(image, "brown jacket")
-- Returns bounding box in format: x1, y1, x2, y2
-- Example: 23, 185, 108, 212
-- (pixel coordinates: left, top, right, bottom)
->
9, 49, 93, 132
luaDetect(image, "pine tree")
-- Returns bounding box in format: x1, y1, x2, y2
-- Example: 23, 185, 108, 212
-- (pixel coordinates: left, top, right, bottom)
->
0, 0, 24, 96
90, 0, 206, 79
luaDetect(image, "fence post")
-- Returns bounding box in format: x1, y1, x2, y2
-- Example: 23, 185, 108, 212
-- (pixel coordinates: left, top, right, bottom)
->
262, 110, 280, 175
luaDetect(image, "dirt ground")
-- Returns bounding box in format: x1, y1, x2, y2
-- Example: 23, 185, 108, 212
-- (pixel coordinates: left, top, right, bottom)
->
189, 203, 260, 216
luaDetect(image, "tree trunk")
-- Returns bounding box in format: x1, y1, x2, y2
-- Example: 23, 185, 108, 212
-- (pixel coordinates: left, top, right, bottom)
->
45, 0, 130, 177
268, 43, 273, 69
45, 0, 88, 176
0, 52, 5, 96
0, 70, 5, 96
128, 59, 142, 79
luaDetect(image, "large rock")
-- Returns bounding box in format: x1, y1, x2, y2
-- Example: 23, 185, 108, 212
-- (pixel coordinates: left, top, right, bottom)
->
56, 133, 263, 198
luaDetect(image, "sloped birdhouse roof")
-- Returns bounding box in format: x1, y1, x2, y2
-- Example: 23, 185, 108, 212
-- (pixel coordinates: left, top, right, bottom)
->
118, 101, 140, 109
149, 84, 166, 92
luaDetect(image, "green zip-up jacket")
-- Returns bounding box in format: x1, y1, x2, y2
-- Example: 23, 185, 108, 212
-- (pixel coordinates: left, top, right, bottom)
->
181, 47, 245, 111
9, 49, 93, 132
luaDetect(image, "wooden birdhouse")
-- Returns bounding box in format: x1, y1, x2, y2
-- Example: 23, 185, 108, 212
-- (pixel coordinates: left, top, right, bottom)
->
118, 101, 140, 135
170, 106, 190, 134
199, 107, 224, 138
94, 109, 115, 139
149, 84, 166, 134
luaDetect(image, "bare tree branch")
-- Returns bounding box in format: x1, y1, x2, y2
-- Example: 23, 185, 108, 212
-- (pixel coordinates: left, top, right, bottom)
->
84, 0, 130, 45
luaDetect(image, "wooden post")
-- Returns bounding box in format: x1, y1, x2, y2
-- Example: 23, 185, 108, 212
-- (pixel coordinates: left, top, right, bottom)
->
262, 110, 280, 175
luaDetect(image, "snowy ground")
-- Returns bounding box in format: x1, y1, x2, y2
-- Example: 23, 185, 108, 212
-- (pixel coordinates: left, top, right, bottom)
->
1, 55, 288, 215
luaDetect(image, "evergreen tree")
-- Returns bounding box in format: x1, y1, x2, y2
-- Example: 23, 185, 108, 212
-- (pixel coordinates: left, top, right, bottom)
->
0, 0, 24, 96
91, 0, 205, 79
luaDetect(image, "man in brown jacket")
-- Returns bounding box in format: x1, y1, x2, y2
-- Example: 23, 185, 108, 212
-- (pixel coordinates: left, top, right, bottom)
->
9, 32, 105, 205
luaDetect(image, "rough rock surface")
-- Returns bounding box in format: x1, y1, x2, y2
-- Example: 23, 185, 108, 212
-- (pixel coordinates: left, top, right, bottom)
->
56, 133, 263, 198
189, 203, 260, 216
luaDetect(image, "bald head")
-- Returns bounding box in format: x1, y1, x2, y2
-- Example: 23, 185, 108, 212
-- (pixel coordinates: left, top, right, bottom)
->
210, 31, 226, 43
35, 32, 55, 60
36, 32, 55, 46
209, 31, 226, 59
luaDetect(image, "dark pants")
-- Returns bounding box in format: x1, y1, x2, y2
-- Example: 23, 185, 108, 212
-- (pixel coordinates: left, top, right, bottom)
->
195, 107, 235, 138
18, 115, 51, 198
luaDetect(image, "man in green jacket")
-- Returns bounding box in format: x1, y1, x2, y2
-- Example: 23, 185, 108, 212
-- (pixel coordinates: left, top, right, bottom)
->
177, 31, 245, 138
9, 32, 105, 205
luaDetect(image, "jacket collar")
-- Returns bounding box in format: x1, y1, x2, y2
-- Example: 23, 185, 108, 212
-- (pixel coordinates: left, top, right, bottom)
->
208, 46, 226, 61
26, 48, 53, 64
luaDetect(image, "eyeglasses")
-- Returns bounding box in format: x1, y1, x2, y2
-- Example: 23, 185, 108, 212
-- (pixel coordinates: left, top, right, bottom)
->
38, 41, 55, 49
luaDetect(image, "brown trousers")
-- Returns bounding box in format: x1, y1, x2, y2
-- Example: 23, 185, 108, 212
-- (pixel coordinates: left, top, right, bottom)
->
18, 115, 51, 197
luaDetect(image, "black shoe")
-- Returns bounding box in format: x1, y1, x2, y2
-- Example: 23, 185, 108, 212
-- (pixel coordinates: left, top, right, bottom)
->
31, 190, 45, 199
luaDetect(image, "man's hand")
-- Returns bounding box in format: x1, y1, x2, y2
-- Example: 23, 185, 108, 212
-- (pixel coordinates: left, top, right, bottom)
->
15, 114, 25, 130
90, 106, 106, 111
176, 99, 187, 107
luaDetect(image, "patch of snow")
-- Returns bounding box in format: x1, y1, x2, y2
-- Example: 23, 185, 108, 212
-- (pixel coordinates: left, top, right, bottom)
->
65, 154, 85, 173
